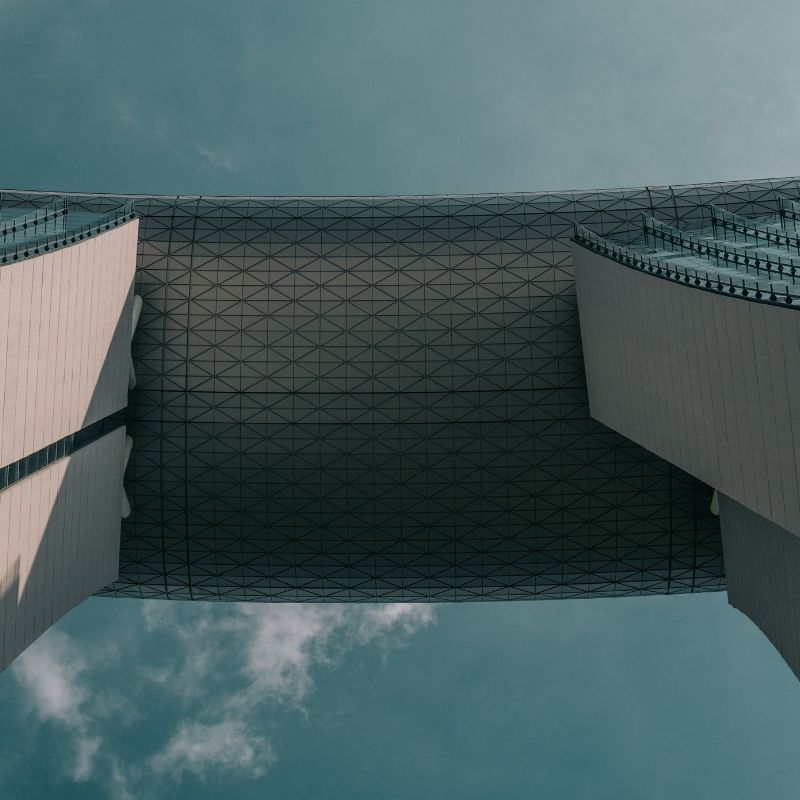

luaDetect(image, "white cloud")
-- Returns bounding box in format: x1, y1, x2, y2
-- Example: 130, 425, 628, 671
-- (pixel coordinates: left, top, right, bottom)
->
231, 603, 434, 705
151, 719, 275, 782
141, 599, 175, 633
356, 603, 435, 643
109, 95, 143, 134
145, 602, 435, 782
107, 759, 140, 800
72, 737, 102, 783
12, 630, 88, 725
142, 602, 434, 711
107, 94, 175, 146
196, 144, 239, 173
106, 97, 238, 175
233, 604, 346, 705
11, 602, 434, 796
12, 630, 101, 781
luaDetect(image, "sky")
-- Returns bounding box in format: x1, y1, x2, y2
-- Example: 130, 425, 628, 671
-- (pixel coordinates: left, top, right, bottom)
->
1, 0, 800, 797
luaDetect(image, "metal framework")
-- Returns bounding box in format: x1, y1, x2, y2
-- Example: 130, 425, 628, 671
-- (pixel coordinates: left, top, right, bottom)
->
3, 179, 791, 602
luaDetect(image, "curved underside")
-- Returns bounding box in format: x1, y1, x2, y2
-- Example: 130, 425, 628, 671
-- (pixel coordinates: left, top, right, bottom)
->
5, 180, 789, 601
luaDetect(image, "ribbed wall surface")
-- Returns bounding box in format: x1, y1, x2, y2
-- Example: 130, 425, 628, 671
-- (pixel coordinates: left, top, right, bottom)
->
0, 215, 136, 669
0, 427, 126, 670
5, 181, 791, 602
720, 495, 800, 678
0, 223, 137, 465
575, 243, 800, 537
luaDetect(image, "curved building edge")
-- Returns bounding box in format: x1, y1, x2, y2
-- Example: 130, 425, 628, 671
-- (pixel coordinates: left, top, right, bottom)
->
8, 176, 800, 605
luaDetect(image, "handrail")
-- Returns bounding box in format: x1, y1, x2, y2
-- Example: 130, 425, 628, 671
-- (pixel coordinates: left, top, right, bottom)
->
779, 199, 800, 231
641, 215, 799, 285
0, 200, 69, 244
0, 201, 136, 266
709, 205, 799, 253
573, 222, 800, 307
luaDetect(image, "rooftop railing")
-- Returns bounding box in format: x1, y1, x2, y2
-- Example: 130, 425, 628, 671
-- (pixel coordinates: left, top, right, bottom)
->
710, 205, 798, 253
641, 215, 800, 285
0, 200, 136, 266
573, 222, 800, 307
0, 200, 69, 245
779, 199, 800, 231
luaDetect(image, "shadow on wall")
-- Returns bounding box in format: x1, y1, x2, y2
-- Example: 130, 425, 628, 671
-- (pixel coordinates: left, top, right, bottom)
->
0, 239, 136, 670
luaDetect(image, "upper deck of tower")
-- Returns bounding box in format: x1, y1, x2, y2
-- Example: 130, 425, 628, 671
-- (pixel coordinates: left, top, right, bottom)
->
0, 201, 135, 266
573, 199, 800, 306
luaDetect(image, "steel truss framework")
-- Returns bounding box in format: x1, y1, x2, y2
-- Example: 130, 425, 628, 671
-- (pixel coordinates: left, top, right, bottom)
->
4, 178, 796, 602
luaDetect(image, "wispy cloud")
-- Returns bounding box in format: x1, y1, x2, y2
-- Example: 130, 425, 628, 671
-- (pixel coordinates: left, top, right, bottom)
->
12, 602, 434, 797
143, 603, 433, 781
108, 94, 174, 145
151, 719, 275, 782
12, 630, 102, 782
107, 758, 141, 800
196, 145, 239, 174
142, 602, 434, 708
109, 95, 144, 135
106, 96, 239, 176
72, 736, 102, 782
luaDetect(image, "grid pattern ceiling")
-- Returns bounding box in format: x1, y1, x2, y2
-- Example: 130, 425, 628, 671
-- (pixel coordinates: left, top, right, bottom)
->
5, 179, 796, 601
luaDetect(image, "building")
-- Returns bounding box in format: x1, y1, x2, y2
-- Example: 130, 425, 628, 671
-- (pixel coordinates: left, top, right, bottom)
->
0, 177, 798, 676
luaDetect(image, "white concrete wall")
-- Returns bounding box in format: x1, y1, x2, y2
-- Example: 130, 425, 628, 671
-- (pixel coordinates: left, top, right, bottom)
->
0, 220, 138, 466
0, 428, 126, 671
719, 494, 800, 679
574, 245, 800, 538
0, 220, 138, 671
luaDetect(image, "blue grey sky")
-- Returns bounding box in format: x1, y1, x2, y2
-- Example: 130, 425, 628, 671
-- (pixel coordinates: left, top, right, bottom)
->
1, 1, 800, 798
3, 0, 800, 196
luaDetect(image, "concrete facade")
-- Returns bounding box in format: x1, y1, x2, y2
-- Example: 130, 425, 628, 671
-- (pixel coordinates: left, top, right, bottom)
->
573, 218, 800, 679
0, 222, 138, 465
574, 243, 800, 538
0, 212, 137, 669
719, 494, 800, 678
0, 428, 127, 670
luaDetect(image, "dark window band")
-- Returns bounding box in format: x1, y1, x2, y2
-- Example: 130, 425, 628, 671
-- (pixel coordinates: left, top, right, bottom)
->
0, 414, 125, 492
